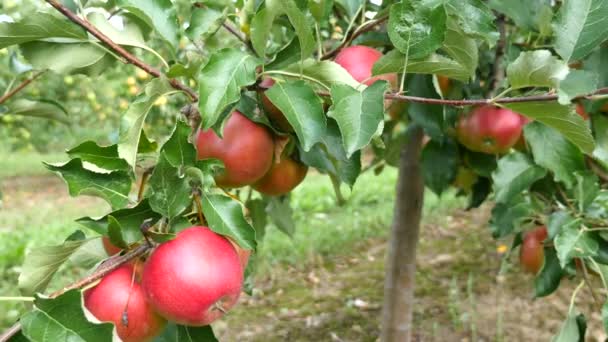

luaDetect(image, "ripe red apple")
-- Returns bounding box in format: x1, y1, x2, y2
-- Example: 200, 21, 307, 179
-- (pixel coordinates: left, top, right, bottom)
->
253, 157, 308, 196
226, 237, 252, 268
84, 264, 166, 342
456, 105, 525, 154
197, 111, 274, 188
519, 226, 548, 274
141, 226, 244, 326
102, 236, 122, 256
575, 102, 589, 120
334, 45, 397, 87
258, 78, 293, 132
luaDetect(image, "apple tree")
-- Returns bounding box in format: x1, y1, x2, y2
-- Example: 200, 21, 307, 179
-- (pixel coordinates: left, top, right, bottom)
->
1, 0, 608, 341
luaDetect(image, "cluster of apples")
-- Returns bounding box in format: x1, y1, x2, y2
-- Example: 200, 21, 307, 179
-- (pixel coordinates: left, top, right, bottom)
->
89, 227, 249, 341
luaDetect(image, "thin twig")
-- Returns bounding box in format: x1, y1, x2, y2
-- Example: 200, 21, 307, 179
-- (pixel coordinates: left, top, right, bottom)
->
193, 190, 206, 225
0, 243, 152, 342
0, 71, 45, 105
579, 259, 601, 308
322, 14, 389, 60
45, 0, 198, 102
137, 168, 154, 201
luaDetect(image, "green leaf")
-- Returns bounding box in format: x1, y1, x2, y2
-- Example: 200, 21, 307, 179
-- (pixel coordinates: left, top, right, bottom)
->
154, 323, 217, 342
201, 193, 256, 250
0, 12, 86, 49
309, 0, 333, 22
490, 195, 534, 238
67, 141, 130, 172
328, 82, 387, 157
3, 98, 69, 124
116, 0, 179, 51
106, 215, 128, 248
592, 114, 608, 169
265, 196, 295, 237
421, 138, 459, 195
407, 75, 445, 139
267, 0, 316, 59
552, 312, 586, 342
265, 80, 327, 151
18, 234, 88, 296
547, 211, 576, 240
20, 42, 106, 75
492, 152, 547, 204
265, 37, 301, 70
488, 0, 551, 31
335, 0, 363, 18
555, 224, 598, 268
44, 159, 131, 210
250, 8, 276, 58
20, 290, 114, 342
534, 247, 563, 298
557, 70, 599, 105
554, 0, 608, 62
372, 50, 471, 82
198, 48, 260, 129
186, 7, 227, 42
574, 171, 600, 212
246, 198, 268, 242
388, 0, 447, 59
441, 17, 479, 80
504, 102, 594, 154
280, 59, 360, 88
161, 120, 197, 168
506, 50, 569, 89
118, 78, 174, 171
299, 120, 361, 186
138, 130, 158, 153
524, 122, 586, 188
77, 200, 161, 245
445, 0, 498, 47
147, 153, 191, 220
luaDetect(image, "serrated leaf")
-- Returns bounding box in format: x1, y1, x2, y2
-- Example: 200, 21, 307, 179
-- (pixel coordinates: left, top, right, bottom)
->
198, 48, 260, 129
555, 224, 598, 268
534, 247, 563, 298
592, 114, 608, 169
552, 312, 587, 342
574, 171, 599, 212
45, 159, 131, 209
77, 199, 161, 245
116, 0, 179, 51
281, 59, 360, 88
421, 138, 459, 195
372, 50, 470, 82
328, 82, 387, 157
0, 12, 87, 49
250, 8, 277, 57
488, 0, 551, 31
67, 141, 130, 172
267, 0, 315, 59
18, 234, 88, 295
547, 211, 577, 240
524, 122, 586, 188
20, 290, 114, 342
445, 0, 498, 47
118, 78, 174, 171
138, 130, 158, 153
4, 98, 69, 124
265, 80, 327, 151
147, 153, 191, 220
201, 194, 256, 250
162, 120, 196, 168
506, 50, 569, 89
265, 196, 295, 237
388, 0, 447, 59
186, 7, 227, 42
154, 323, 217, 342
492, 152, 547, 204
490, 195, 534, 238
246, 198, 268, 242
20, 42, 107, 75
554, 0, 608, 62
557, 70, 599, 105
441, 17, 479, 80
504, 102, 594, 154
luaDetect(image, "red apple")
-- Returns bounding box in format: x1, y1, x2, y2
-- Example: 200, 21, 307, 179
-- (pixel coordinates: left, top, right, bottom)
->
84, 264, 166, 342
102, 236, 122, 256
334, 45, 397, 87
197, 111, 274, 188
253, 157, 308, 196
456, 105, 525, 154
141, 226, 244, 326
519, 226, 547, 274
575, 102, 589, 120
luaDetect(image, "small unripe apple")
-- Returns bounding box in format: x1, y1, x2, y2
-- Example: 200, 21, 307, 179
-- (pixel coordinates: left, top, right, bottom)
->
456, 105, 525, 154
253, 157, 308, 196
519, 226, 547, 274
141, 226, 244, 326
102, 236, 122, 256
84, 265, 166, 342
197, 111, 274, 188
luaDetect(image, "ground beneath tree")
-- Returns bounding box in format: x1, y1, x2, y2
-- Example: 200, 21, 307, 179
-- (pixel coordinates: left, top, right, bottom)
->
217, 206, 606, 341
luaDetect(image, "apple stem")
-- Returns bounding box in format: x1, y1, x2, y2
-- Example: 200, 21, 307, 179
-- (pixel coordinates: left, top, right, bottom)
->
193, 190, 207, 226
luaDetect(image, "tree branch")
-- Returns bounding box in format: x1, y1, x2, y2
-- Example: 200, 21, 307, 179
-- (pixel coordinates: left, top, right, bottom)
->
0, 71, 45, 105
322, 14, 389, 60
45, 0, 198, 102
0, 243, 152, 341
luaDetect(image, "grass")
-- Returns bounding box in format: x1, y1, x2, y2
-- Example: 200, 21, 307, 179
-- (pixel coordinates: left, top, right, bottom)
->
0, 151, 66, 179
0, 155, 466, 333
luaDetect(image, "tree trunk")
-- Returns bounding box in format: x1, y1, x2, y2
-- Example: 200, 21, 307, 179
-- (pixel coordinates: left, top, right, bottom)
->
381, 126, 425, 342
